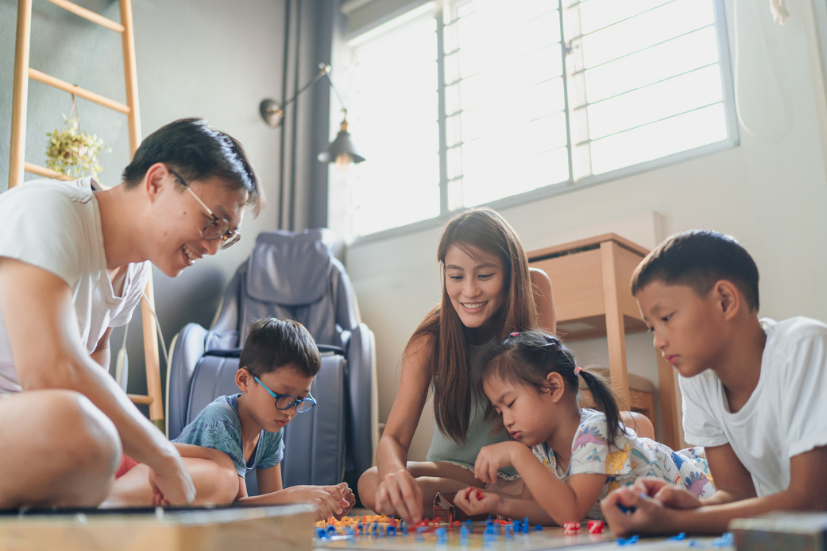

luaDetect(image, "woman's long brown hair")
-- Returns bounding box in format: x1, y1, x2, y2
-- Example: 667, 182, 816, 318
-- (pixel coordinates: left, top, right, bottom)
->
407, 207, 537, 442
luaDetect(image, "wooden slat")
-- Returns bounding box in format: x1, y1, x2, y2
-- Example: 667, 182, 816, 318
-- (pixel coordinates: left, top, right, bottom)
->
9, 0, 33, 189
23, 161, 71, 180
120, 0, 141, 156
45, 0, 125, 33
28, 68, 130, 114
128, 394, 154, 405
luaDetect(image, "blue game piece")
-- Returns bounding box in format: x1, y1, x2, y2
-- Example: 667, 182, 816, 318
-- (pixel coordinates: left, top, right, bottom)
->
436, 527, 447, 544
416, 526, 426, 542
387, 525, 396, 537
669, 532, 687, 541
460, 525, 469, 544
617, 503, 637, 514
484, 524, 495, 535
346, 526, 355, 536
504, 525, 513, 539
401, 523, 408, 535
535, 525, 542, 531
326, 525, 336, 537
617, 535, 639, 546
316, 527, 327, 539
483, 532, 497, 548
513, 520, 522, 533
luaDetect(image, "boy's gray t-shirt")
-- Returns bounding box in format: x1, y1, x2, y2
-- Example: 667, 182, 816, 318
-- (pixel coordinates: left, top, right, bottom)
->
174, 394, 284, 477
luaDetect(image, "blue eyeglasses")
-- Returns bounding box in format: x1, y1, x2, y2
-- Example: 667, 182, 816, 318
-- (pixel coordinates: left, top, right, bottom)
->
253, 375, 316, 413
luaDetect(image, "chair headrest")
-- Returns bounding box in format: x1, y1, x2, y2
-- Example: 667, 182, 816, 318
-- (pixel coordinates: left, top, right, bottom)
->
246, 229, 338, 306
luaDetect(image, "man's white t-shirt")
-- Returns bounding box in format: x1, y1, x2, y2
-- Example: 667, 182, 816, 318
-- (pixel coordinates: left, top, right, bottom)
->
680, 317, 827, 496
0, 177, 150, 393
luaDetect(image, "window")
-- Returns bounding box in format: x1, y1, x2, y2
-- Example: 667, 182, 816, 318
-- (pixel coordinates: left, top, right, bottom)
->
337, 0, 736, 240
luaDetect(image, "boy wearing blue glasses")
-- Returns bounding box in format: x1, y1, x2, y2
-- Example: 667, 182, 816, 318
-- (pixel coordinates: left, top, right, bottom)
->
109, 317, 354, 518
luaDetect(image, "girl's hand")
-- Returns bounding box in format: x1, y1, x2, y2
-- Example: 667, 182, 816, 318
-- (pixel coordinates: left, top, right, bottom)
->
454, 486, 501, 517
474, 442, 526, 485
633, 478, 702, 510
374, 468, 423, 524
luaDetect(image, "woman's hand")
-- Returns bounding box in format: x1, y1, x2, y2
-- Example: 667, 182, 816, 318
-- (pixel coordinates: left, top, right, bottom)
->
474, 442, 524, 485
374, 468, 424, 524
453, 486, 501, 517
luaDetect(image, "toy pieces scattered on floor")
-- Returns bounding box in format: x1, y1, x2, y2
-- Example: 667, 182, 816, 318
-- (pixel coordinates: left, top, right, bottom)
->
315, 518, 614, 550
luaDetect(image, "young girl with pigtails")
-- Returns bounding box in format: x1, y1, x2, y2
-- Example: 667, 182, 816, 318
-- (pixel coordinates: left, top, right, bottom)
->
454, 330, 716, 524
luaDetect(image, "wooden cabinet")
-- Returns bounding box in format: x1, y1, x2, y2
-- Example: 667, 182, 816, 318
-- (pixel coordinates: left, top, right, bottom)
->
528, 233, 680, 449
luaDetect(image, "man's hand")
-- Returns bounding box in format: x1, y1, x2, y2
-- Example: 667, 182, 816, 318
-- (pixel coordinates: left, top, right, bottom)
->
474, 442, 524, 485
146, 453, 196, 506
453, 486, 501, 517
374, 468, 424, 524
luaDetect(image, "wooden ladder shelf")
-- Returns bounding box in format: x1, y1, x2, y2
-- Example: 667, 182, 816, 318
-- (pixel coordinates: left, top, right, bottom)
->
8, 0, 165, 430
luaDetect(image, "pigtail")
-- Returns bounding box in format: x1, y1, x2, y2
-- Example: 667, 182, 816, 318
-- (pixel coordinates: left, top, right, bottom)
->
577, 369, 621, 449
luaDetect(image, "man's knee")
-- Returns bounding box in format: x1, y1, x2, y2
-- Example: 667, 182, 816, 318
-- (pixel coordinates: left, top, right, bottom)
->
45, 391, 121, 477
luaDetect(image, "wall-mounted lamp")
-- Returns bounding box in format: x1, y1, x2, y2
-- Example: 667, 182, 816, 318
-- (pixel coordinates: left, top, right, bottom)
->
259, 64, 365, 170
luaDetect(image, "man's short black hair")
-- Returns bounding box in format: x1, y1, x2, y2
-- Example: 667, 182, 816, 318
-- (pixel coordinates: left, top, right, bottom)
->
122, 118, 263, 215
239, 318, 321, 378
631, 230, 760, 311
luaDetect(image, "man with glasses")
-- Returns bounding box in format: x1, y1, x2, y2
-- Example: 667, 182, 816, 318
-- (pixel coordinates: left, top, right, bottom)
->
108, 318, 355, 519
0, 118, 262, 508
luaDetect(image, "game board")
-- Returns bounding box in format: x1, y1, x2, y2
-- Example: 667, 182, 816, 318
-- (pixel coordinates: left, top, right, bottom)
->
315, 520, 614, 550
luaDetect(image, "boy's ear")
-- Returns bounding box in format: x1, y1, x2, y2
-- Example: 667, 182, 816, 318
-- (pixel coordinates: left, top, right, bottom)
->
235, 367, 251, 393
712, 280, 741, 320
544, 372, 566, 402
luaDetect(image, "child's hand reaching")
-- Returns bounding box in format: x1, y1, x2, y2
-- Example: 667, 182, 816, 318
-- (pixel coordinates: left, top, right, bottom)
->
634, 478, 702, 510
279, 484, 353, 521
474, 441, 525, 485
454, 487, 501, 517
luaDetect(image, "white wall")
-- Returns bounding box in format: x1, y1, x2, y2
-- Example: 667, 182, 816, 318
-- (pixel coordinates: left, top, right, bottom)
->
342, 0, 827, 459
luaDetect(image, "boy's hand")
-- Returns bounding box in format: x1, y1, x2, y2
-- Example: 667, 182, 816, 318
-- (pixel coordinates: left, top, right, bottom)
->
336, 482, 356, 519
600, 486, 678, 538
453, 486, 500, 517
474, 442, 524, 485
280, 485, 351, 521
634, 478, 702, 510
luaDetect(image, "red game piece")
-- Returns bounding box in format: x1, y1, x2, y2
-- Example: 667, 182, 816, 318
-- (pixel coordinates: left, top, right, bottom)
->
466, 488, 474, 499
587, 520, 605, 534
476, 489, 483, 500
563, 521, 580, 535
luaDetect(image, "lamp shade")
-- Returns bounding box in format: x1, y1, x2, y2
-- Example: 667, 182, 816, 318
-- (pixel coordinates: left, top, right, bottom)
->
318, 120, 366, 166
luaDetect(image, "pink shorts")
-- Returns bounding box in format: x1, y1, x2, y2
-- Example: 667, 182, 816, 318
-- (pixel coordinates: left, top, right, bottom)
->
115, 454, 140, 478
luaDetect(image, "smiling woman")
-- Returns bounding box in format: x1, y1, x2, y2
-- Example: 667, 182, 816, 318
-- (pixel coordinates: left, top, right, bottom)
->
357, 207, 555, 524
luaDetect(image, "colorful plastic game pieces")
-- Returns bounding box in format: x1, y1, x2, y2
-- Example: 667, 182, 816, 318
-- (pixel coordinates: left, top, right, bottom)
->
316, 527, 326, 538
415, 526, 426, 542
535, 524, 543, 531
504, 524, 514, 539
460, 525, 469, 545
563, 521, 580, 536
588, 520, 605, 534
617, 535, 639, 546
326, 525, 337, 537
386, 525, 396, 536
435, 527, 447, 544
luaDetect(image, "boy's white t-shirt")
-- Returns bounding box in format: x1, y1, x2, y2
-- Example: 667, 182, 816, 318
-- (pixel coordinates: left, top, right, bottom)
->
0, 177, 150, 393
679, 317, 827, 496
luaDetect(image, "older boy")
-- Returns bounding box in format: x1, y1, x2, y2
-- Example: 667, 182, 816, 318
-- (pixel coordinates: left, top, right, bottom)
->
108, 318, 355, 518
600, 230, 827, 536
0, 118, 261, 508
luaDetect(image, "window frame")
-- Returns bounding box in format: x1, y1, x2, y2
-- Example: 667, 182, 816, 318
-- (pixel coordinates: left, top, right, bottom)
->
340, 0, 739, 246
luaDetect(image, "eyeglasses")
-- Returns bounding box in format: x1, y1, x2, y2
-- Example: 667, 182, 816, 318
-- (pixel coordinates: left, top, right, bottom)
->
253, 375, 316, 413
168, 168, 241, 250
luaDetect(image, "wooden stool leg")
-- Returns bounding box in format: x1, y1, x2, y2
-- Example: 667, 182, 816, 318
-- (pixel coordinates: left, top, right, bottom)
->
656, 353, 680, 450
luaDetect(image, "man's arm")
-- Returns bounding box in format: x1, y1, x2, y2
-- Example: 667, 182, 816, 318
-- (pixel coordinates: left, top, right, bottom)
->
0, 258, 194, 505
602, 446, 827, 536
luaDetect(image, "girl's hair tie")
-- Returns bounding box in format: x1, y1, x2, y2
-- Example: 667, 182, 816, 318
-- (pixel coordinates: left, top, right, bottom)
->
510, 332, 519, 337
573, 366, 583, 376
